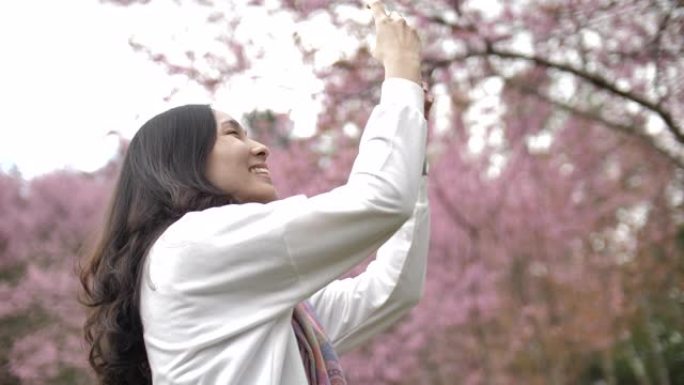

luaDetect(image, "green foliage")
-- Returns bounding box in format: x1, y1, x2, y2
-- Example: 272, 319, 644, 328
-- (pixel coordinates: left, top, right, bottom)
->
0, 324, 22, 385
0, 309, 51, 385
580, 311, 684, 385
677, 225, 684, 252
0, 263, 25, 286
52, 367, 91, 385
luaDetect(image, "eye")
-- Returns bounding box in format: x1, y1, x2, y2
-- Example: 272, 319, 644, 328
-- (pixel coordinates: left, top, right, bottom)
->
225, 130, 240, 137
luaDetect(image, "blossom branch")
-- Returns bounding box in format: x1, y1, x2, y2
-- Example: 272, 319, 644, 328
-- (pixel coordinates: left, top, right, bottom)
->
502, 77, 684, 169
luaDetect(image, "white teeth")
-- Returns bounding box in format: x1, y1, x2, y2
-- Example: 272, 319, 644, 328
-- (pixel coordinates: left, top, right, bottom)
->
250, 167, 269, 174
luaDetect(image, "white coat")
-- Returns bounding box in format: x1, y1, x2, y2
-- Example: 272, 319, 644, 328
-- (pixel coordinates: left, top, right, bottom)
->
140, 78, 430, 385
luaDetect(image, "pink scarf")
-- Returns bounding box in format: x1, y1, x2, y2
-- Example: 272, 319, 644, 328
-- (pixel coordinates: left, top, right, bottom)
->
292, 302, 347, 385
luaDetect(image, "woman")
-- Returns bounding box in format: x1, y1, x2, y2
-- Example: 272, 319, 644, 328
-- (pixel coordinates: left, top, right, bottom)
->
80, 1, 429, 384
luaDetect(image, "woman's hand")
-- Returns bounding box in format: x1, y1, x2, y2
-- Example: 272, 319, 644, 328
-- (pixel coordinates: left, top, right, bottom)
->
366, 1, 422, 84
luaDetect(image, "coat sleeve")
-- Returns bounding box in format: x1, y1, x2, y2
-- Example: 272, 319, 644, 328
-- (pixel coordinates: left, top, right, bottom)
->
307, 176, 429, 354
146, 78, 427, 323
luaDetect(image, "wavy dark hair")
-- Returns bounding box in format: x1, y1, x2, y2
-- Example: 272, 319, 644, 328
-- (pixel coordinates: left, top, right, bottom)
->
79, 105, 234, 385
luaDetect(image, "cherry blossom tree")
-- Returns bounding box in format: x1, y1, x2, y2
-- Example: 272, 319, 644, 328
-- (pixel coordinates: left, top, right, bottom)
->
1, 0, 682, 384
0, 168, 115, 384
103, 1, 682, 383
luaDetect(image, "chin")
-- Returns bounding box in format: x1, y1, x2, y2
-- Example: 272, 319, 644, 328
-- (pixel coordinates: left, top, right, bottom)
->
252, 189, 279, 204
234, 185, 279, 204
263, 191, 279, 203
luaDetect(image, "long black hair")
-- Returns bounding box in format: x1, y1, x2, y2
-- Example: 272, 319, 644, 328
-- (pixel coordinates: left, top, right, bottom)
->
80, 104, 234, 384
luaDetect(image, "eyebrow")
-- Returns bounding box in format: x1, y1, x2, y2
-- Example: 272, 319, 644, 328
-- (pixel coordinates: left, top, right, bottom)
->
220, 119, 246, 134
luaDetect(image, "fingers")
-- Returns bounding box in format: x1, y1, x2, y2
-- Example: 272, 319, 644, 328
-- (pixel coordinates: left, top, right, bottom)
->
367, 2, 408, 26
388, 11, 405, 23
366, 0, 388, 22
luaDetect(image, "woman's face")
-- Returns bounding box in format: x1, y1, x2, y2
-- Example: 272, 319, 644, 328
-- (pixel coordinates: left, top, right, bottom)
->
205, 109, 278, 203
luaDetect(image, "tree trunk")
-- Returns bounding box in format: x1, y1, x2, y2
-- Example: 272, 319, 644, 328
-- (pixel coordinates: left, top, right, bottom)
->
626, 341, 653, 385
642, 300, 671, 385
601, 348, 617, 385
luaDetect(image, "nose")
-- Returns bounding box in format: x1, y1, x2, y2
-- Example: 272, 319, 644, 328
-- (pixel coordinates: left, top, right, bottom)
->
250, 139, 270, 159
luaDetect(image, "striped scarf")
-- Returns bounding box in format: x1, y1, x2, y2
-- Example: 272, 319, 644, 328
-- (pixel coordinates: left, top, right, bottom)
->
292, 302, 347, 385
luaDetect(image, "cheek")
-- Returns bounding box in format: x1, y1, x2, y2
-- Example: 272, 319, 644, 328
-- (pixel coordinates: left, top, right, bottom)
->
205, 146, 248, 192
205, 158, 222, 189
206, 153, 228, 186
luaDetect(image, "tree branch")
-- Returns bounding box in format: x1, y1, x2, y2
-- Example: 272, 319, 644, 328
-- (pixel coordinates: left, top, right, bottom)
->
504, 78, 684, 169
421, 10, 683, 144
433, 173, 480, 238
479, 46, 684, 144
424, 44, 684, 146
652, 5, 674, 106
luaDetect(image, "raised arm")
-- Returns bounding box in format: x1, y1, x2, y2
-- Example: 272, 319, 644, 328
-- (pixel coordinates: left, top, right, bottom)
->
144, 2, 426, 327
146, 78, 426, 313
307, 176, 430, 354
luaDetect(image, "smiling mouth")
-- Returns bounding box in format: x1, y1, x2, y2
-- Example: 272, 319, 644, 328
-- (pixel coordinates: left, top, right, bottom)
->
249, 166, 270, 177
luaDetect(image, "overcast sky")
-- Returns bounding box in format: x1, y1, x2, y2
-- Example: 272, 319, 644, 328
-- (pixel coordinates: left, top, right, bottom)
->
0, 0, 507, 179
0, 0, 343, 178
